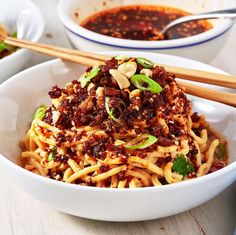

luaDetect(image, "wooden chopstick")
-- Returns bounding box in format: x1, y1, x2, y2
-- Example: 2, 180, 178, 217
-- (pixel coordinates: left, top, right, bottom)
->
161, 64, 236, 89
4, 37, 106, 67
2, 36, 236, 107
6, 36, 112, 61
178, 81, 236, 107
4, 36, 236, 88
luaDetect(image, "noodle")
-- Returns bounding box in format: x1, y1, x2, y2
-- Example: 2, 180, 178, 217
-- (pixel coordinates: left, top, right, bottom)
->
20, 56, 228, 188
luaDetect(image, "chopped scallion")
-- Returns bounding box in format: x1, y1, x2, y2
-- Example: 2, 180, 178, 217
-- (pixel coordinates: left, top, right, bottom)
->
0, 42, 7, 52
79, 66, 99, 88
105, 97, 124, 122
48, 147, 56, 161
137, 57, 154, 69
124, 134, 157, 150
34, 105, 47, 120
131, 74, 162, 93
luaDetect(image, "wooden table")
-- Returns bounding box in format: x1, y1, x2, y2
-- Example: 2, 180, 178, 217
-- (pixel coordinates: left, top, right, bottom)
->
1, 1, 236, 234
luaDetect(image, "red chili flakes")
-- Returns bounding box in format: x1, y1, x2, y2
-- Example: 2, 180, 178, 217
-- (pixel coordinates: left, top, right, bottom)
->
100, 58, 118, 74
99, 164, 110, 173
191, 112, 201, 122
157, 136, 174, 147
49, 85, 63, 99
54, 154, 69, 163
42, 107, 53, 124
104, 87, 121, 96
118, 171, 126, 181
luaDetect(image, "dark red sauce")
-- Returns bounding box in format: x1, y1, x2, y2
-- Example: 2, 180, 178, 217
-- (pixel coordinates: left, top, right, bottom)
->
78, 5, 212, 41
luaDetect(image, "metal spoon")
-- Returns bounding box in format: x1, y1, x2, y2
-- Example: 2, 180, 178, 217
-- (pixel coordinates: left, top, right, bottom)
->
161, 8, 236, 36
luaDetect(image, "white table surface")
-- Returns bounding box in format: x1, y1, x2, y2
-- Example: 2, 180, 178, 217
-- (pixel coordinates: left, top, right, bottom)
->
1, 1, 236, 234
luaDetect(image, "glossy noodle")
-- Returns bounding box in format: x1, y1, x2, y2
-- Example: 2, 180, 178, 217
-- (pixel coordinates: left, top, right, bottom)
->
20, 56, 228, 188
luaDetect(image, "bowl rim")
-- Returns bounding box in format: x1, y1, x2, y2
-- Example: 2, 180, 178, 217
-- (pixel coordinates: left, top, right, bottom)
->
0, 55, 236, 192
0, 0, 45, 65
57, 0, 233, 49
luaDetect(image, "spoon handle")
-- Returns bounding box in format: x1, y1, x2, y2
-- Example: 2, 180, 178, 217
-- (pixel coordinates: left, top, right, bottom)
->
197, 7, 236, 20
187, 13, 236, 20
200, 8, 236, 15
161, 10, 236, 34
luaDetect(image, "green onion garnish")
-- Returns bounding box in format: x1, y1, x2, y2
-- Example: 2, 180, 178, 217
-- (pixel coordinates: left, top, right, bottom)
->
131, 74, 163, 93
0, 42, 7, 52
0, 31, 17, 53
105, 97, 124, 122
48, 147, 56, 161
173, 155, 195, 176
124, 134, 157, 150
0, 43, 17, 53
79, 66, 99, 88
137, 57, 154, 69
34, 105, 47, 120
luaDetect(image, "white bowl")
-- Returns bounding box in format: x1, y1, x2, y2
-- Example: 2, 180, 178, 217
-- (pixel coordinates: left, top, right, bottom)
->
0, 52, 235, 222
58, 0, 235, 62
0, 0, 44, 83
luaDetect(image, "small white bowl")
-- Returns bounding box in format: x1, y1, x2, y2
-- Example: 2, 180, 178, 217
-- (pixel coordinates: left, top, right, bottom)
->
58, 0, 235, 62
0, 51, 235, 222
0, 0, 44, 83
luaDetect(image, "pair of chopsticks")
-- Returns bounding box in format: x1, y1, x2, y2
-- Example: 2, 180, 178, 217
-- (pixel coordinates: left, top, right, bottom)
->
3, 35, 236, 107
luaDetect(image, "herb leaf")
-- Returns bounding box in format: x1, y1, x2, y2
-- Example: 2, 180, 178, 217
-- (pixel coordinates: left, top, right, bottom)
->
173, 154, 195, 176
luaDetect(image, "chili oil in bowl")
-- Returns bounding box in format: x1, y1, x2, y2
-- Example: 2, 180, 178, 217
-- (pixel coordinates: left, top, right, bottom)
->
80, 5, 212, 41
57, 0, 235, 62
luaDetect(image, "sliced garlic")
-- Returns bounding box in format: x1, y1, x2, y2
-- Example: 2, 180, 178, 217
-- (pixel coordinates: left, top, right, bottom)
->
57, 147, 67, 155
87, 82, 95, 92
51, 99, 60, 109
140, 68, 153, 77
115, 54, 131, 61
114, 139, 126, 146
109, 69, 130, 89
52, 111, 61, 124
35, 148, 47, 157
96, 87, 104, 97
118, 62, 137, 78
129, 89, 141, 99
